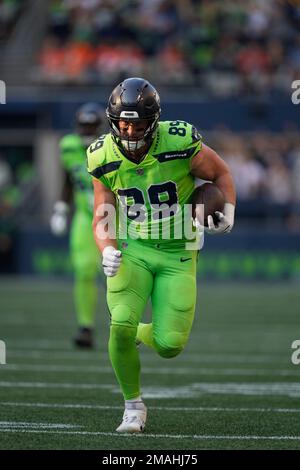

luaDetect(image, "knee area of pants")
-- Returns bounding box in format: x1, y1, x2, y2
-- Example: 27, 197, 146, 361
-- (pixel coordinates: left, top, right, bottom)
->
155, 344, 183, 359
109, 304, 135, 325
109, 324, 136, 349
153, 332, 185, 359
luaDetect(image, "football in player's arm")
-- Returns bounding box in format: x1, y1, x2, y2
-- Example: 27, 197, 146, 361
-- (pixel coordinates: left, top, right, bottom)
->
87, 78, 236, 433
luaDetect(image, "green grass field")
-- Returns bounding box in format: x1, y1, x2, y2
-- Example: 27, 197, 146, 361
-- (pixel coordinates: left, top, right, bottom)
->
0, 277, 300, 450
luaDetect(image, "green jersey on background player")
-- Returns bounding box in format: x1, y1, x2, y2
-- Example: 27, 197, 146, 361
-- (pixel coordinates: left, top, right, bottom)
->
50, 103, 105, 348
87, 78, 236, 433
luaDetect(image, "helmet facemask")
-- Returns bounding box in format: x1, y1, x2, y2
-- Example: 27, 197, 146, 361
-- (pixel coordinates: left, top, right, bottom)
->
108, 113, 160, 155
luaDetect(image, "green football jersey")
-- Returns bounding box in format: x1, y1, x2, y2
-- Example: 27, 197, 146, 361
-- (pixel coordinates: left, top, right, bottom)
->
60, 134, 94, 214
87, 121, 202, 247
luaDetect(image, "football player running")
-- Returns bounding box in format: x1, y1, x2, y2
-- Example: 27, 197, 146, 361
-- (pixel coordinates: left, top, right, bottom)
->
87, 78, 236, 432
50, 103, 105, 348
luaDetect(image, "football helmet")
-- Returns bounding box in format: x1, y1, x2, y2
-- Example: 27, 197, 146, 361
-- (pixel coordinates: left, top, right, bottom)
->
106, 77, 161, 154
76, 102, 105, 147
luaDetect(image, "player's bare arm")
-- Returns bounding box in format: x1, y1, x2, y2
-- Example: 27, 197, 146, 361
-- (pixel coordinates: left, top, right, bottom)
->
92, 178, 117, 252
92, 178, 122, 277
190, 143, 236, 204
190, 143, 236, 233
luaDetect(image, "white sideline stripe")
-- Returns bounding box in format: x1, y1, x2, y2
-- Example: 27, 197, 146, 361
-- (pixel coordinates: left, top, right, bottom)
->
0, 428, 300, 441
2, 364, 300, 377
2, 401, 300, 414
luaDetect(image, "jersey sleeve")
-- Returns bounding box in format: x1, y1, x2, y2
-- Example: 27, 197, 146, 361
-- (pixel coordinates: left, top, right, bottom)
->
86, 137, 111, 189
155, 121, 202, 163
179, 122, 202, 160
188, 124, 203, 157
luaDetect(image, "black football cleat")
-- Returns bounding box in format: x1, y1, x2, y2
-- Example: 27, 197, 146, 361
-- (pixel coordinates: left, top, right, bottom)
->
73, 327, 94, 349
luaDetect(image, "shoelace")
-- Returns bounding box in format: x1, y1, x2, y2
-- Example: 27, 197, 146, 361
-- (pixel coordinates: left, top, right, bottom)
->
124, 415, 140, 424
122, 408, 145, 424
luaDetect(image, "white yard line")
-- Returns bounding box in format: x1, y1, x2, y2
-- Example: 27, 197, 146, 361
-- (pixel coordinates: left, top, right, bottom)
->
0, 421, 80, 429
2, 381, 300, 398
3, 364, 111, 373
2, 363, 300, 377
0, 381, 114, 390
0, 428, 300, 441
1, 401, 300, 414
6, 346, 290, 365
0, 402, 122, 410
7, 350, 108, 360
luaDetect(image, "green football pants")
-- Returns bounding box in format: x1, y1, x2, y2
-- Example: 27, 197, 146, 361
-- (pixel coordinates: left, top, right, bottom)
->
107, 239, 198, 399
70, 210, 99, 328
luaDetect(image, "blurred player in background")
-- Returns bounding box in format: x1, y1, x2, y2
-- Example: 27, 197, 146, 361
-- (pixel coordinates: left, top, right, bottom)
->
87, 78, 236, 432
50, 103, 105, 348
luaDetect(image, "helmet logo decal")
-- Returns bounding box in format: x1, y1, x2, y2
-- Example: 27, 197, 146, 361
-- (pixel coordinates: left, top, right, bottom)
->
120, 111, 140, 118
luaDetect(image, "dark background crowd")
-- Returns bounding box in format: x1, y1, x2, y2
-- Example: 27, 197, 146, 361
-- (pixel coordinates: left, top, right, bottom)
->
35, 0, 300, 97
0, 0, 299, 274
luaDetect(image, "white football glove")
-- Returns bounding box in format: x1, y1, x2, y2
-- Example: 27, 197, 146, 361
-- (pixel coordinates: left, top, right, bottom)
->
205, 203, 235, 235
102, 245, 122, 277
50, 201, 69, 236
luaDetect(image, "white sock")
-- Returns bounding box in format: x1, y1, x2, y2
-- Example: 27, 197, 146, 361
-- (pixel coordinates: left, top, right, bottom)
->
125, 396, 145, 410
125, 396, 142, 406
